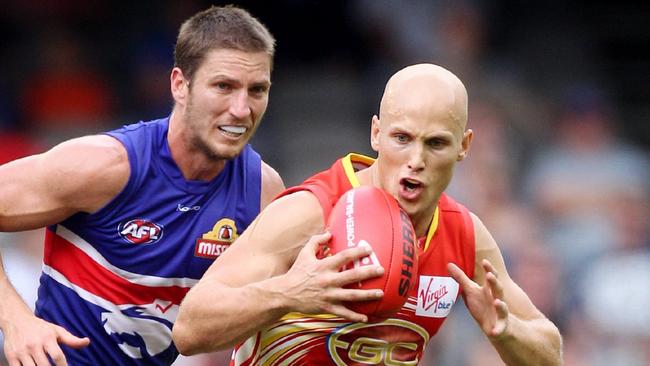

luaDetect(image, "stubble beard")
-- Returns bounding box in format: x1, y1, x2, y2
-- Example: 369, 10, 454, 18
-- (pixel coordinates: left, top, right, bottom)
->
190, 133, 223, 161
184, 98, 229, 162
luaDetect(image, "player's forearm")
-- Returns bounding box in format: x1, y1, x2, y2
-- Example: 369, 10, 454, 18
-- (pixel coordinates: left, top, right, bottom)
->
173, 276, 289, 355
0, 255, 34, 331
490, 315, 563, 366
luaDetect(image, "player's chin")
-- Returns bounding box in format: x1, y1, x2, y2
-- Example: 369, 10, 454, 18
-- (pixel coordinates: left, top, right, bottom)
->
210, 144, 246, 161
396, 200, 425, 220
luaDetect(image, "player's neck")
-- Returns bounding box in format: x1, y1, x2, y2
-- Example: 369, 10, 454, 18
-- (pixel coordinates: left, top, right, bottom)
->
411, 207, 437, 239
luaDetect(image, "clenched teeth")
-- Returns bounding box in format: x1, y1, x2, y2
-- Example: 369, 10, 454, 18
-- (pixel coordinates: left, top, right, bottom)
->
219, 126, 247, 134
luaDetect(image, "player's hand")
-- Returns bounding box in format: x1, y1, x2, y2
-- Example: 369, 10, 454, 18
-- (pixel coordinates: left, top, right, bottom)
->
280, 231, 384, 322
3, 314, 90, 366
448, 259, 509, 339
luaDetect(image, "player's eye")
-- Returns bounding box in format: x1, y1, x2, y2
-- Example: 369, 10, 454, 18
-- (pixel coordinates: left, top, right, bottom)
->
250, 85, 268, 95
427, 138, 448, 149
216, 82, 232, 91
395, 134, 409, 143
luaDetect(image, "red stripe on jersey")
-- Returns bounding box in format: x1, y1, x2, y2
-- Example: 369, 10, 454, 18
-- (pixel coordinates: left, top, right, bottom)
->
231, 334, 261, 366
276, 336, 326, 365
43, 229, 189, 306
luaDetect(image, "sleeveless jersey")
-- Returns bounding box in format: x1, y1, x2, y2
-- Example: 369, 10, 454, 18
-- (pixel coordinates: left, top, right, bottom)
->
35, 117, 262, 365
232, 153, 475, 366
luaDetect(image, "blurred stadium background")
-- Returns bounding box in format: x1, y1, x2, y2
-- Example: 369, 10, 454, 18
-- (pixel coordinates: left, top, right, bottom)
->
0, 1, 648, 365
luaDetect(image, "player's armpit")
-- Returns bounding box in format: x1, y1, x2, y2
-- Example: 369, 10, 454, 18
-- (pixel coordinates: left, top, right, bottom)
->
259, 160, 285, 210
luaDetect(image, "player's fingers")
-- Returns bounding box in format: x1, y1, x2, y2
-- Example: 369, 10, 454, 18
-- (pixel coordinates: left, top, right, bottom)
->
333, 264, 384, 287
324, 244, 373, 269
489, 300, 510, 338
485, 271, 505, 301
44, 342, 68, 366
5, 352, 20, 366
18, 354, 36, 366
326, 304, 368, 323
494, 299, 509, 319
326, 288, 383, 303
482, 259, 499, 278
447, 262, 474, 290
31, 349, 52, 366
309, 231, 332, 247
301, 232, 332, 256
55, 326, 90, 349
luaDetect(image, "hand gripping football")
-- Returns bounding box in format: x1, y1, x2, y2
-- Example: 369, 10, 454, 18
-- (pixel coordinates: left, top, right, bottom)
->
327, 186, 418, 320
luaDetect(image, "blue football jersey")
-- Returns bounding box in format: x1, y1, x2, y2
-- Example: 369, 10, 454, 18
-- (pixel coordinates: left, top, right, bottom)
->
35, 117, 261, 365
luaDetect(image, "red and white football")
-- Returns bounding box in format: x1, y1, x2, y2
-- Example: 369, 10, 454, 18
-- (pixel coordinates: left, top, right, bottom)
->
327, 186, 418, 320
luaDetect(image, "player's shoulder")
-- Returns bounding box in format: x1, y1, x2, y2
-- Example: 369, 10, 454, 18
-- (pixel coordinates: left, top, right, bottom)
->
55, 134, 128, 174
35, 134, 130, 213
264, 189, 324, 227
55, 134, 127, 158
260, 160, 285, 209
438, 192, 469, 213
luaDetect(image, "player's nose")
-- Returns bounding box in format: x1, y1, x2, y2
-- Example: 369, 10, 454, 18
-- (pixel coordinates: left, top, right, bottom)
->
229, 90, 252, 119
406, 144, 425, 171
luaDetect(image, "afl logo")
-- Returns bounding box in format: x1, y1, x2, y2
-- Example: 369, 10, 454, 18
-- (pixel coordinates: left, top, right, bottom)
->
118, 219, 163, 244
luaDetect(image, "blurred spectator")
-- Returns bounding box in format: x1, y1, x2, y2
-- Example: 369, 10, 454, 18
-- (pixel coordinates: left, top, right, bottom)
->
127, 39, 174, 121
350, 0, 551, 154
523, 84, 650, 365
573, 179, 650, 366
19, 28, 116, 144
0, 78, 44, 166
524, 85, 650, 272
124, 1, 204, 121
0, 131, 43, 165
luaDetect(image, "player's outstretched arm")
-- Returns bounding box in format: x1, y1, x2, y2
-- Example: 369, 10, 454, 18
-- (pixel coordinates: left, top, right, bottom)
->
1, 257, 90, 366
173, 191, 384, 355
0, 135, 129, 365
448, 213, 562, 366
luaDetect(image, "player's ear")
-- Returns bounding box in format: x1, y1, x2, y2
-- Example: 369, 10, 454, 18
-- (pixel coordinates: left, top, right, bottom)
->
370, 115, 381, 152
170, 67, 189, 106
457, 129, 473, 161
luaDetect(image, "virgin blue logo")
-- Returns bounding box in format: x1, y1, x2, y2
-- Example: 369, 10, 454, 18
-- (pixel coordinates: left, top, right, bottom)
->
119, 219, 163, 244
415, 276, 458, 318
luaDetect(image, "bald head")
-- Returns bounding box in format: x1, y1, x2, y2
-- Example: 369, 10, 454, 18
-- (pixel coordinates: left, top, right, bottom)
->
380, 64, 468, 134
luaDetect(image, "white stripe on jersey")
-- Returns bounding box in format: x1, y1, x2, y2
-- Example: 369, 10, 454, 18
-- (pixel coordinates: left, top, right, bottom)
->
56, 225, 198, 288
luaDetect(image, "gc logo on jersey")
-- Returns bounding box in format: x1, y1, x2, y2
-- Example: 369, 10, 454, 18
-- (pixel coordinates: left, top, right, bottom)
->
194, 218, 239, 259
118, 219, 163, 244
328, 319, 429, 366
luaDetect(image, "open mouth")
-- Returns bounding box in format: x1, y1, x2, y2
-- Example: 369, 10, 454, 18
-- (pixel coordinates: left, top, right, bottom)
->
401, 178, 421, 192
218, 125, 247, 137
399, 178, 423, 201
